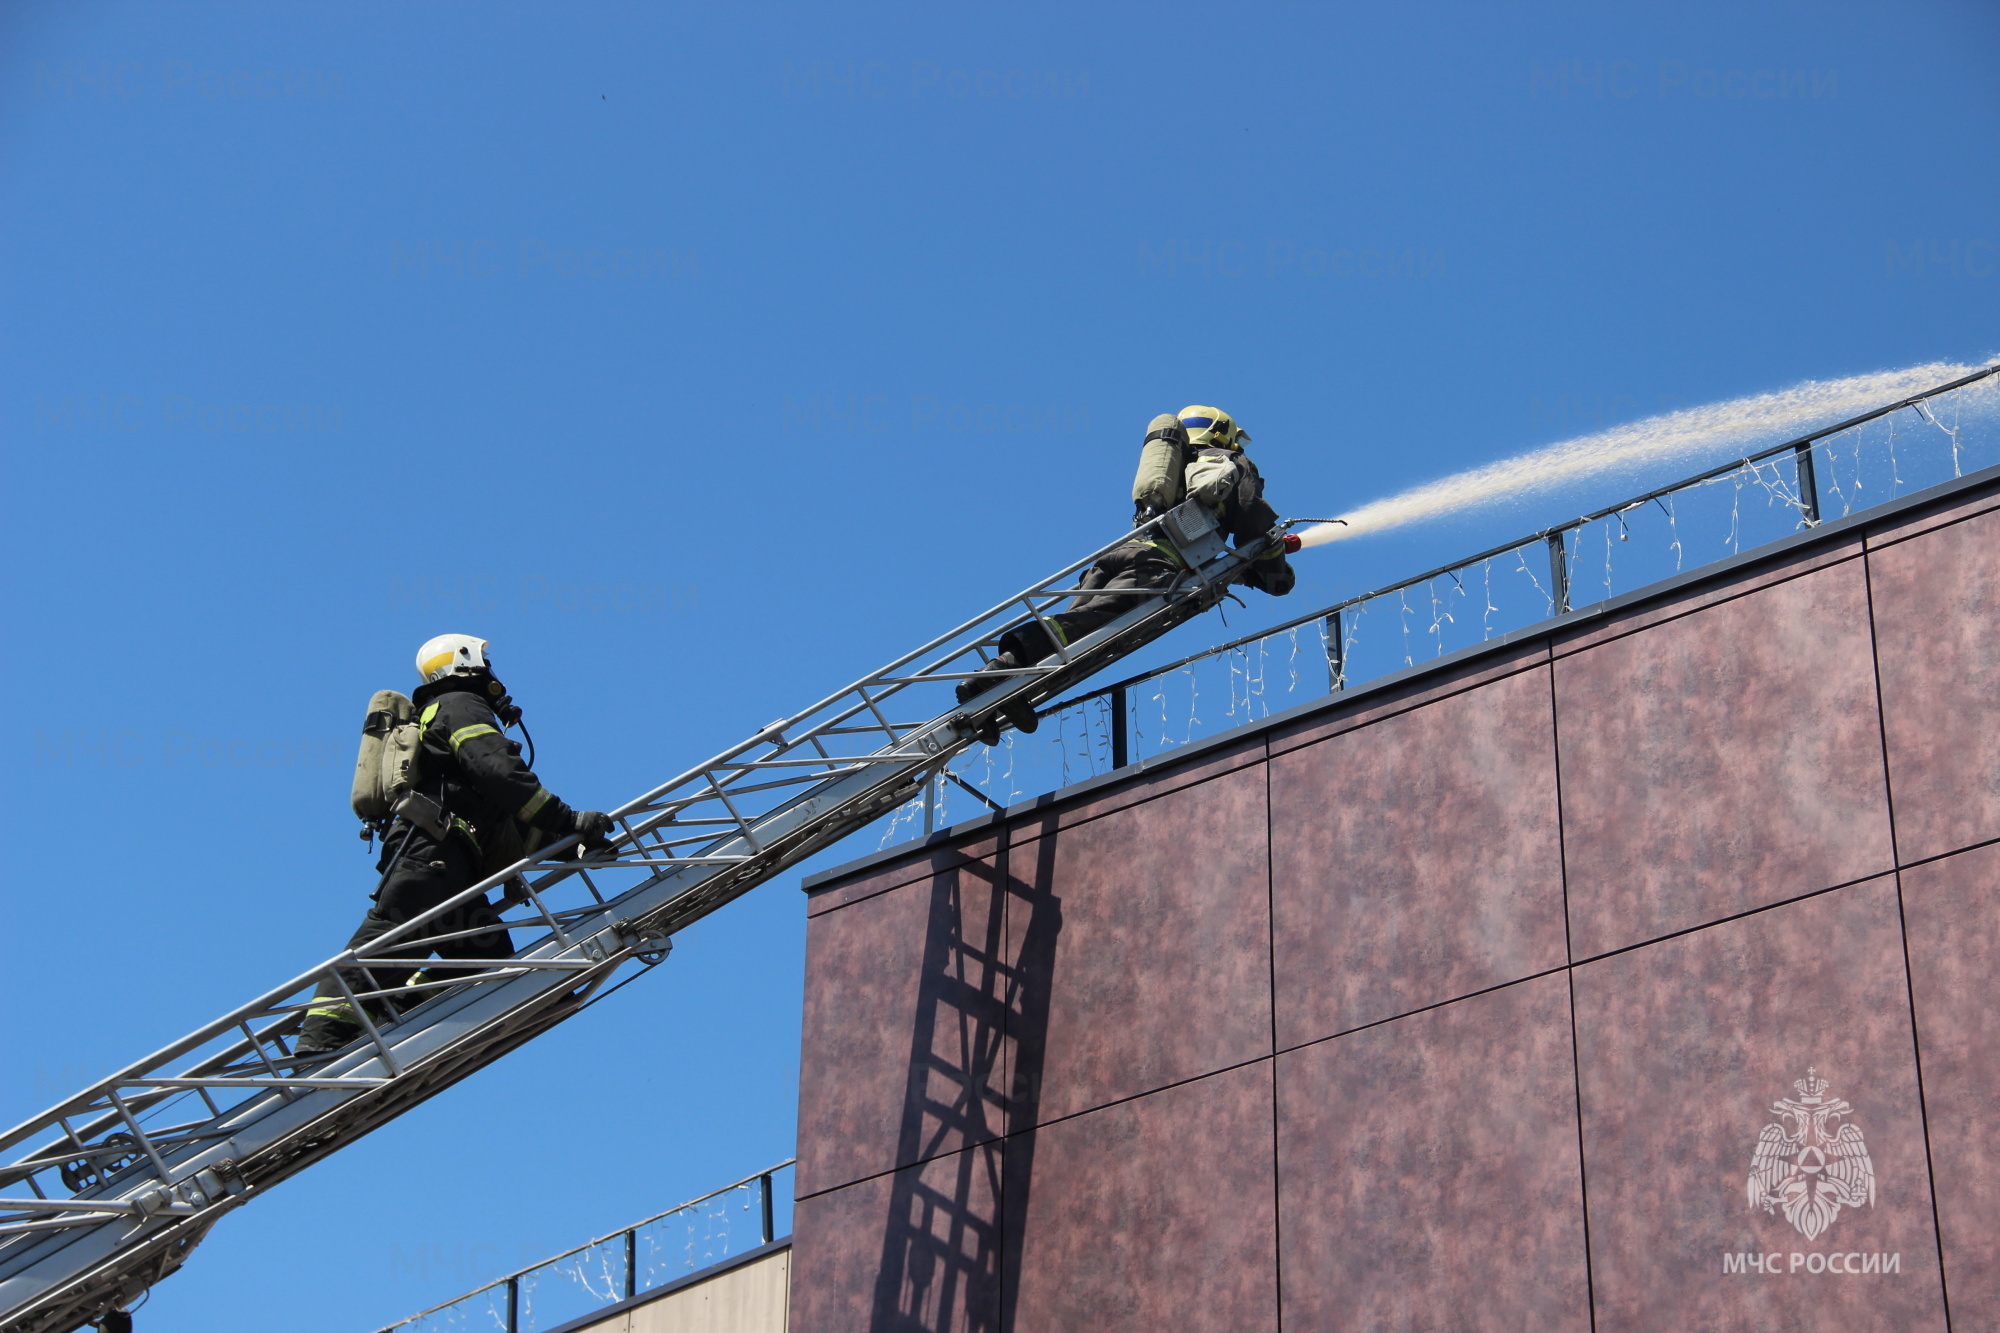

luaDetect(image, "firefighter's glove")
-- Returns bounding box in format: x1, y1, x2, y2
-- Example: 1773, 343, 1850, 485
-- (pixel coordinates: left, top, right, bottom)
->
1243, 554, 1298, 597
571, 809, 616, 855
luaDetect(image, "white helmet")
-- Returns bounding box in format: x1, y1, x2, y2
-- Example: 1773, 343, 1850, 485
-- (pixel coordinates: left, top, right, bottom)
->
415, 633, 491, 685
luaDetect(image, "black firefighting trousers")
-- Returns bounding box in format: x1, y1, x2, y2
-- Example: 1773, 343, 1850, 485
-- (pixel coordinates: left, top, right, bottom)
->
298, 826, 514, 1049
999, 541, 1182, 666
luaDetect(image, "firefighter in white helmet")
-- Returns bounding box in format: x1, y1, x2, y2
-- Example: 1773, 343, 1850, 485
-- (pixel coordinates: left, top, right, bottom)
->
297, 634, 614, 1055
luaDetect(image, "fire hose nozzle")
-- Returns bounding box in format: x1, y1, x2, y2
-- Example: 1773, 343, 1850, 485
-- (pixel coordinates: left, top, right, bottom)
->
1282, 533, 1303, 554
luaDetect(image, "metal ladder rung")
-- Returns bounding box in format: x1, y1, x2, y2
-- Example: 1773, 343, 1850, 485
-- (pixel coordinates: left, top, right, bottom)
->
0, 511, 1273, 1333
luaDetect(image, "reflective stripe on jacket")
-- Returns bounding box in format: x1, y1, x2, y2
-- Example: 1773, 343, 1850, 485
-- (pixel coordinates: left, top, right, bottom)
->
412, 686, 577, 840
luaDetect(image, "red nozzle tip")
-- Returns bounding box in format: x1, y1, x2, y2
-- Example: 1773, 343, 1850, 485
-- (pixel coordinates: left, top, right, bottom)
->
1282, 533, 1303, 554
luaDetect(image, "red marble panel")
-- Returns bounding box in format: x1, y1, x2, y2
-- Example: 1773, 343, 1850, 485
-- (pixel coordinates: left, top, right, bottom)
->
1900, 845, 2000, 1328
797, 851, 1009, 1196
1270, 664, 1565, 1046
1865, 475, 2000, 550
1556, 558, 1893, 957
1275, 973, 1589, 1332
1268, 639, 1549, 758
789, 1142, 1001, 1333
1005, 764, 1271, 1126
1869, 505, 2000, 863
1552, 539, 1865, 658
1004, 1063, 1277, 1331
1009, 732, 1265, 842
806, 831, 1002, 917
1573, 879, 1945, 1332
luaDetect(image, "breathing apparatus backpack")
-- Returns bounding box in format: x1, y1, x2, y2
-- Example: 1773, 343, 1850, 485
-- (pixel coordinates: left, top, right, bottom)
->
350, 689, 426, 832
349, 688, 545, 880
1131, 415, 1191, 518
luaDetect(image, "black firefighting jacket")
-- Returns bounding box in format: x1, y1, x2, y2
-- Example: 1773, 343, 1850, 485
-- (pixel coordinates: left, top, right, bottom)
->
1197, 447, 1297, 596
409, 677, 578, 846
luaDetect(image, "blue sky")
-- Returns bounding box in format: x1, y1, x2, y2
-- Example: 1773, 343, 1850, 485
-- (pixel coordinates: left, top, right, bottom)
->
2, 2, 1995, 1328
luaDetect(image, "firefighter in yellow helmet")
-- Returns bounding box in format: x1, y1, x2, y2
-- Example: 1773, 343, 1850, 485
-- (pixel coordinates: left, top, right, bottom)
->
297, 635, 614, 1056
958, 406, 1298, 742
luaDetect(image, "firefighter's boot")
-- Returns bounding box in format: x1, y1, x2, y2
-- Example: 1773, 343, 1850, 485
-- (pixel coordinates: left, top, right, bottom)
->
1001, 695, 1039, 735
956, 653, 1012, 706
957, 653, 1039, 742
295, 1007, 363, 1058
957, 654, 1008, 744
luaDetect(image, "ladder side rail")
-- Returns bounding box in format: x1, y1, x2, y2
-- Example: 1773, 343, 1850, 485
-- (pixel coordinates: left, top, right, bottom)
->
1, 914, 679, 1310
0, 522, 1260, 1333
0, 680, 1080, 1320
613, 565, 1252, 937
35, 541, 1388, 1185
0, 520, 1229, 1176
0, 781, 731, 1155
601, 693, 907, 831
2, 1006, 314, 1195
831, 512, 1176, 690
520, 535, 1137, 853
328, 533, 1159, 958
598, 511, 1178, 818
601, 543, 1255, 939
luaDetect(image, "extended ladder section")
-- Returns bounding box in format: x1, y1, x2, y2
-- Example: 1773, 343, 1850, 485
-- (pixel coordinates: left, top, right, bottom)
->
0, 503, 1274, 1333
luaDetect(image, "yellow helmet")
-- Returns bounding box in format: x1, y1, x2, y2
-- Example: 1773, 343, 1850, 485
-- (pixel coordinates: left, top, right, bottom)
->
415, 633, 491, 684
1178, 405, 1249, 451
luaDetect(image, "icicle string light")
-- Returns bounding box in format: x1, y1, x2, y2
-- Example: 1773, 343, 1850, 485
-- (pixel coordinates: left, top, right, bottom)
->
898, 369, 1997, 849
1298, 359, 1997, 547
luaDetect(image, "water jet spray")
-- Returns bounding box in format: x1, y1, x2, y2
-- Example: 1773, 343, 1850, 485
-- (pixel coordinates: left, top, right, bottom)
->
1293, 358, 2000, 548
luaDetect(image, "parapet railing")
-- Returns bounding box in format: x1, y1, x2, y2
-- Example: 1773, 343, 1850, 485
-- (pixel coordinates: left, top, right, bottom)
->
882, 362, 2000, 836
376, 1160, 795, 1333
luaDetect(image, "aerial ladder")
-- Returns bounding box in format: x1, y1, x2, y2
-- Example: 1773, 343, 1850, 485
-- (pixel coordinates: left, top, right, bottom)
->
0, 502, 1295, 1333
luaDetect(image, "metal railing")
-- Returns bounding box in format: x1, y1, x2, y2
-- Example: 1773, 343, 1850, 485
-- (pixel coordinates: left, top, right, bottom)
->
881, 362, 2000, 829
376, 1161, 794, 1333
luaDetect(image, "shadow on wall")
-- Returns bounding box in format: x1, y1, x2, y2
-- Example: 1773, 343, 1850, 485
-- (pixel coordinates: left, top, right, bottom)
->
866, 838, 1061, 1332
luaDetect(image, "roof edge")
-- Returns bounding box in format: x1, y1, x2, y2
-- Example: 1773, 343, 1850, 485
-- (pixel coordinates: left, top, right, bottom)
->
802, 457, 2000, 895
534, 1237, 792, 1333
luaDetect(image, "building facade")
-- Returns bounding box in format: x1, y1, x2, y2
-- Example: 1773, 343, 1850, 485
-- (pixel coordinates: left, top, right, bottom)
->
789, 470, 2000, 1331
